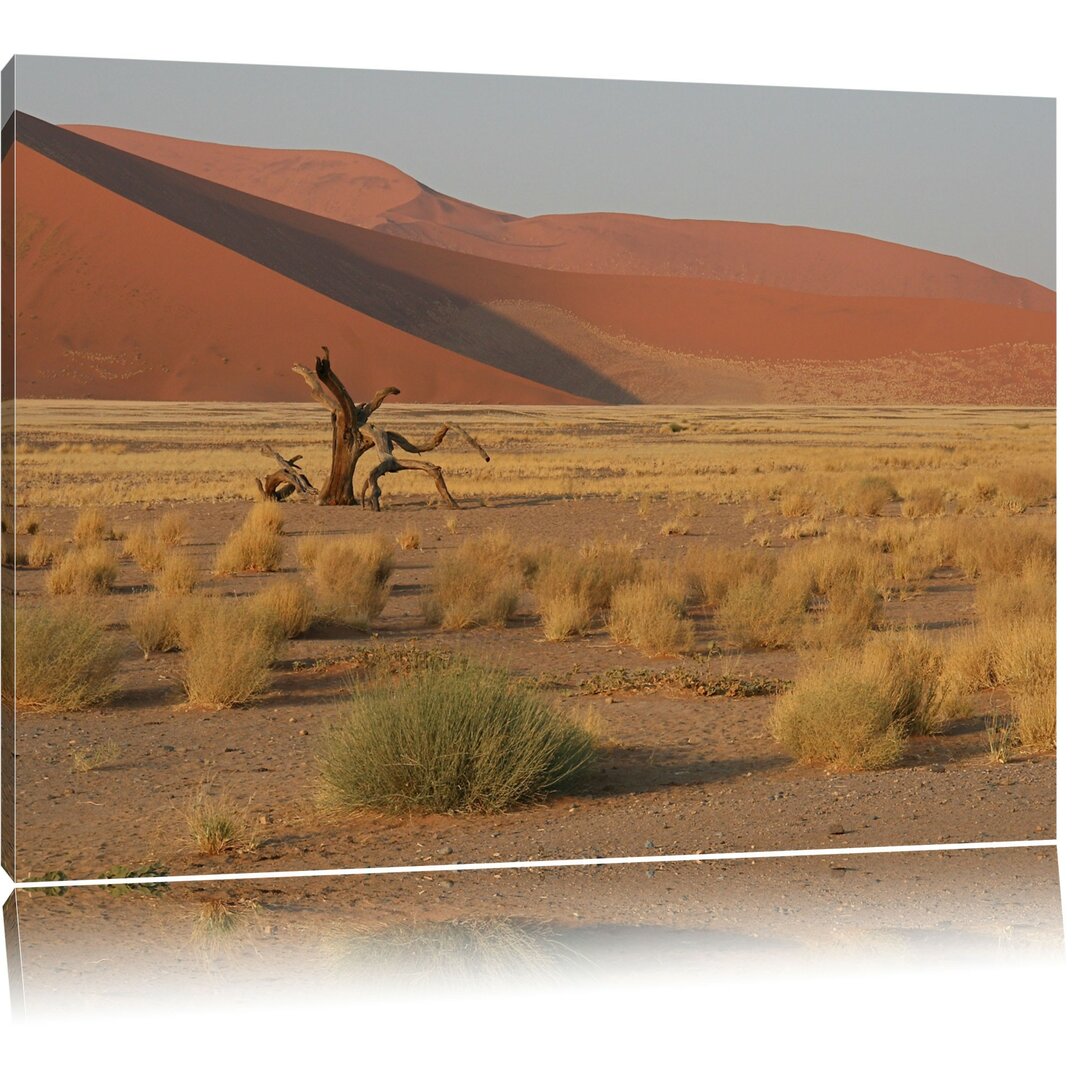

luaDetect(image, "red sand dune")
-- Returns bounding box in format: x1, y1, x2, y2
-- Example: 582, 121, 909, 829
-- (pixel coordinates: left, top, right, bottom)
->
69, 122, 1054, 312
13, 143, 585, 404
13, 114, 1056, 405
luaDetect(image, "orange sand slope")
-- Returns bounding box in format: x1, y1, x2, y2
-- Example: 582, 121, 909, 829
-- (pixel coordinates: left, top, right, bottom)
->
69, 123, 1053, 312
13, 113, 1055, 405
13, 144, 584, 404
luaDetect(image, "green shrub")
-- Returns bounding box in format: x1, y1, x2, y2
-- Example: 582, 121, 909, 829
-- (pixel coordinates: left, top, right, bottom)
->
186, 793, 253, 854
319, 661, 595, 813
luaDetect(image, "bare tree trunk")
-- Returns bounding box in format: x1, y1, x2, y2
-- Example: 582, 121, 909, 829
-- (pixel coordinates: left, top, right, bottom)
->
291, 347, 398, 506
286, 346, 489, 509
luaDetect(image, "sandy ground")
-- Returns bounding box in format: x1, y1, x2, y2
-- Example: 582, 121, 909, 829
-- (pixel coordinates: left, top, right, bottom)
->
11, 495, 1055, 883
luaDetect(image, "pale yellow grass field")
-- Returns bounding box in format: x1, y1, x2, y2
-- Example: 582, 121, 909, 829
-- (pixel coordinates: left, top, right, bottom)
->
10, 401, 1055, 510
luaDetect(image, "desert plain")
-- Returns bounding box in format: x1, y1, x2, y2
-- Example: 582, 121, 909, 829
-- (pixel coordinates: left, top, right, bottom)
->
2, 399, 1056, 882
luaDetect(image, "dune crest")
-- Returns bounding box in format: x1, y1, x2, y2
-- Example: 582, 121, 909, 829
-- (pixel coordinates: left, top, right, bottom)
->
69, 121, 1054, 311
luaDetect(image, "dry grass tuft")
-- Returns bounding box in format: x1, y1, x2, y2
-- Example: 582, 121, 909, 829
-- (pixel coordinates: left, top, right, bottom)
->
214, 524, 283, 575
531, 539, 641, 640
21, 512, 42, 536
777, 624, 965, 762
841, 475, 897, 517
778, 484, 818, 518
26, 534, 65, 568
186, 793, 254, 855
245, 502, 285, 535
180, 599, 280, 708
942, 626, 997, 696
250, 579, 316, 639
996, 468, 1055, 512
123, 526, 169, 572
424, 530, 522, 630
985, 714, 1013, 763
156, 511, 190, 547
782, 517, 826, 540
46, 544, 118, 595
72, 508, 116, 545
975, 560, 1055, 621
687, 547, 776, 608
607, 578, 694, 657
396, 529, 422, 551
171, 594, 223, 652
970, 476, 999, 503
577, 539, 642, 601
769, 670, 904, 771
953, 518, 1054, 579
803, 583, 883, 649
12, 602, 121, 709
71, 739, 121, 773
993, 615, 1055, 699
902, 486, 946, 519
859, 630, 967, 735
716, 573, 809, 649
1011, 688, 1055, 752
129, 593, 183, 658
539, 593, 594, 641
296, 534, 322, 569
153, 553, 200, 595
312, 534, 395, 630
789, 529, 890, 598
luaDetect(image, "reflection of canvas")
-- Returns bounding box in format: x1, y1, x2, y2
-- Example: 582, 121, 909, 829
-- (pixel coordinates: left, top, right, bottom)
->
0, 58, 1055, 886
5, 848, 1064, 1015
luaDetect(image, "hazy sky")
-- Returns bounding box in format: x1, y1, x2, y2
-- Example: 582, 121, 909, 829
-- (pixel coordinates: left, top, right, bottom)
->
11, 55, 1056, 287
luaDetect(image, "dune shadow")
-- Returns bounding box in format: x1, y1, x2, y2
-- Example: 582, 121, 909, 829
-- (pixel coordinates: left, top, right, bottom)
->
17, 114, 637, 405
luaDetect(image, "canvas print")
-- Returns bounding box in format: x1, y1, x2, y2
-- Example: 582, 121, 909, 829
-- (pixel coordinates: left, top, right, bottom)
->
0, 58, 1055, 885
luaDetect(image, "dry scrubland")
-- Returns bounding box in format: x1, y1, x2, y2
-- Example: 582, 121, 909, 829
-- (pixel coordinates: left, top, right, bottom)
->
3, 403, 1056, 879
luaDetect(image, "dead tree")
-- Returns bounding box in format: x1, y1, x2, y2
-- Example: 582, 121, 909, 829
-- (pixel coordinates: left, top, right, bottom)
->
279, 346, 489, 508
289, 347, 400, 505
255, 445, 318, 502
359, 423, 490, 512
